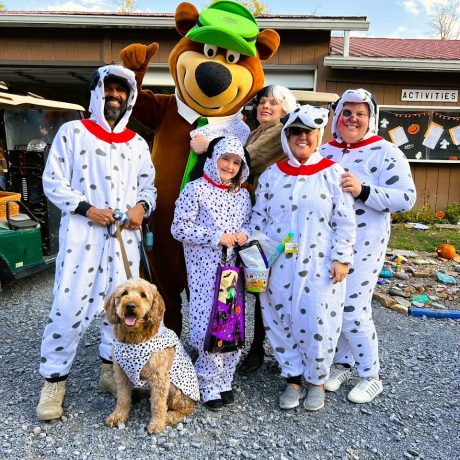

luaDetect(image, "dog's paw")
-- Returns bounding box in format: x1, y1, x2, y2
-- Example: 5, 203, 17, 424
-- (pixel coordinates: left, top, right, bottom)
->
106, 411, 128, 427
146, 420, 166, 434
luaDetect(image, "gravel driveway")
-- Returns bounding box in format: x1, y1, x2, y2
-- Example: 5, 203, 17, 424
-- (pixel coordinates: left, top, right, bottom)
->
0, 269, 458, 460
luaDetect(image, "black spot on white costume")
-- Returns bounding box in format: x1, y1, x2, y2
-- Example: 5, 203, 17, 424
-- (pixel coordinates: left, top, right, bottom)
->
113, 324, 199, 401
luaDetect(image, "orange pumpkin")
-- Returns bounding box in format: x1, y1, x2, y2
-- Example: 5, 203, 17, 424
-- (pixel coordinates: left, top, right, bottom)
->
407, 124, 420, 135
435, 210, 446, 219
448, 155, 458, 161
436, 243, 457, 260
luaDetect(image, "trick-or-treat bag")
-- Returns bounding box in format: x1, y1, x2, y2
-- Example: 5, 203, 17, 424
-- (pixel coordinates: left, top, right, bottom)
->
203, 247, 245, 353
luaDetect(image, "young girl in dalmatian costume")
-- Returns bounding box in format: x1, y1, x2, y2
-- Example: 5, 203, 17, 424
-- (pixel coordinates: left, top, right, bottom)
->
251, 105, 356, 412
171, 136, 251, 411
320, 89, 416, 404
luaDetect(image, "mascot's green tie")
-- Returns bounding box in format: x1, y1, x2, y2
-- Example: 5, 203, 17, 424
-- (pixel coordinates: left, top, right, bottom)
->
180, 116, 208, 191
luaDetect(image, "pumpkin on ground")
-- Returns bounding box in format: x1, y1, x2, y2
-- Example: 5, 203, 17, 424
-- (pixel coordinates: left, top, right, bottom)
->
436, 242, 457, 260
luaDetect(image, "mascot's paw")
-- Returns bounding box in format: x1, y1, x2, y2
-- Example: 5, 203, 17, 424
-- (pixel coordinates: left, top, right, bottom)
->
120, 42, 159, 83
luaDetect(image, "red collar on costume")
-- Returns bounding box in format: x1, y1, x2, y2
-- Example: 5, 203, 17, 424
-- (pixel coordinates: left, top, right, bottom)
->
328, 135, 383, 149
277, 158, 335, 176
203, 174, 229, 189
81, 119, 136, 144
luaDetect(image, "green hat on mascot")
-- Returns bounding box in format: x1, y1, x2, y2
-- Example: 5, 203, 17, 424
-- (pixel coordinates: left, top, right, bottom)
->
186, 0, 260, 57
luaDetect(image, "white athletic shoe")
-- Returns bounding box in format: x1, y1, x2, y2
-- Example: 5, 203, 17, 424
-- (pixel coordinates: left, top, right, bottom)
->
347, 377, 383, 404
324, 365, 352, 392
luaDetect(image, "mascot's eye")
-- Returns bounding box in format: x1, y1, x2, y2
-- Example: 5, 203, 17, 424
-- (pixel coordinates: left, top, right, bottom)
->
226, 50, 240, 64
204, 44, 218, 58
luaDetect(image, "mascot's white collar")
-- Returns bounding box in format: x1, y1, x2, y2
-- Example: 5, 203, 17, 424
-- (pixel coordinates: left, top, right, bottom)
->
175, 91, 244, 125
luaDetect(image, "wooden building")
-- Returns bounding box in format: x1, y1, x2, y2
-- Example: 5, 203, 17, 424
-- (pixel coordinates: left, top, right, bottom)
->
0, 9, 458, 210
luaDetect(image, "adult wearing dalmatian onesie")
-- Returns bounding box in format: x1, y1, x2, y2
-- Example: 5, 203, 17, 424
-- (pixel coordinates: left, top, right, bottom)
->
320, 88, 416, 404
251, 105, 356, 412
171, 136, 251, 411
37, 65, 157, 421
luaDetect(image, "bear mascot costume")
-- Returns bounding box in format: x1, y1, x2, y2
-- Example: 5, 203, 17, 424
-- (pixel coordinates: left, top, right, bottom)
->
120, 1, 280, 336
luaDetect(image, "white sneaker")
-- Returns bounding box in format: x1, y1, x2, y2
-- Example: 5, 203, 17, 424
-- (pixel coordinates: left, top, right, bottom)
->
347, 377, 383, 404
36, 381, 66, 421
324, 365, 352, 392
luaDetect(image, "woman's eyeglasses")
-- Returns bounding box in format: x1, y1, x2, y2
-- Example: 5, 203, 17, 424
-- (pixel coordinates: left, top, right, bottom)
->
288, 127, 312, 136
342, 109, 369, 119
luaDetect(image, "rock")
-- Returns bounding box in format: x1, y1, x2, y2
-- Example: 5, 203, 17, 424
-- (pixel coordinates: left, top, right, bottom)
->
373, 292, 396, 307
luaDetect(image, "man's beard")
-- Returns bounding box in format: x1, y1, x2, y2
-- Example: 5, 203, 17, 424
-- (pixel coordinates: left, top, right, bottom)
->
104, 97, 127, 123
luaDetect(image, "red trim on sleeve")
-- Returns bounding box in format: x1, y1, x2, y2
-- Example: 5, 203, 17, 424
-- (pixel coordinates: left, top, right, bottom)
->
328, 135, 384, 149
203, 174, 229, 189
276, 158, 335, 176
81, 119, 136, 144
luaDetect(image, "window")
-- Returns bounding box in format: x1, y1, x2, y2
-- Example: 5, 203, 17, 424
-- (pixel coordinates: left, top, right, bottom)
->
378, 106, 460, 162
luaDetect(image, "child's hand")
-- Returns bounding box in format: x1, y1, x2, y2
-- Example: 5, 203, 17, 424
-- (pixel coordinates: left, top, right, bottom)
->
190, 134, 210, 154
329, 261, 349, 284
234, 232, 248, 246
220, 232, 236, 248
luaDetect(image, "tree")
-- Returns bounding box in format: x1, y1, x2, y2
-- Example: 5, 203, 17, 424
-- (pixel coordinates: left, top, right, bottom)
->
116, 0, 136, 14
0, 3, 5, 10
429, 0, 460, 40
210, 0, 270, 15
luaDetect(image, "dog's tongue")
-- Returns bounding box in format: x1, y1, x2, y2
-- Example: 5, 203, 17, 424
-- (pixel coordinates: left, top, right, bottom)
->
125, 316, 137, 327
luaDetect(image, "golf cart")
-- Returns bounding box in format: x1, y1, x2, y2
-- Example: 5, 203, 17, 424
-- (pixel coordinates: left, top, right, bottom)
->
0, 87, 84, 283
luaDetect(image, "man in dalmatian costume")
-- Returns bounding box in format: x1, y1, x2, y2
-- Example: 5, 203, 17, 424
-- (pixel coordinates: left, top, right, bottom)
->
37, 65, 157, 421
320, 88, 416, 403
251, 105, 356, 411
171, 136, 251, 410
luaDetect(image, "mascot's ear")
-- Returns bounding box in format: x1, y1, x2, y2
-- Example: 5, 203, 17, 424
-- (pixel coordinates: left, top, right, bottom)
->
256, 29, 280, 60
175, 2, 199, 36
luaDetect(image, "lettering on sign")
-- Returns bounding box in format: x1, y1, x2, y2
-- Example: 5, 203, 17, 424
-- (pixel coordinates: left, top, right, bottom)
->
401, 89, 458, 102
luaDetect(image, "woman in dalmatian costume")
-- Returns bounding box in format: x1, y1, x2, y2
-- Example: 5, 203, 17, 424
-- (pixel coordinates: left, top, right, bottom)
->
251, 105, 356, 412
320, 88, 416, 404
171, 136, 251, 411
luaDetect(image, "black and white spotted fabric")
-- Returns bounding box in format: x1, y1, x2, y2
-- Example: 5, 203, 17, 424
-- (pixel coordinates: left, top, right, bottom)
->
320, 91, 416, 378
171, 136, 251, 402
113, 324, 199, 401
251, 132, 356, 384
39, 65, 157, 379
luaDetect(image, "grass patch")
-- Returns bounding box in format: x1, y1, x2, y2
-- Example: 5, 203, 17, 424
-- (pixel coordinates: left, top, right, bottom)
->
389, 225, 460, 252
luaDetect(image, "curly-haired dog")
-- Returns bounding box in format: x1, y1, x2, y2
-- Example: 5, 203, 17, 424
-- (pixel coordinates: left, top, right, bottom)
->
104, 278, 199, 434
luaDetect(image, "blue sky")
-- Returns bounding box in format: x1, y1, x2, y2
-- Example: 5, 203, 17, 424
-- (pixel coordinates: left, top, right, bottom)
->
4, 0, 453, 38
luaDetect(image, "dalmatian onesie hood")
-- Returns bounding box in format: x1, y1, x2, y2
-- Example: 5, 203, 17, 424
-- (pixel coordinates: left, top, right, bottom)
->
39, 65, 156, 379
250, 105, 356, 384
320, 89, 416, 379
88, 64, 138, 133
171, 135, 252, 402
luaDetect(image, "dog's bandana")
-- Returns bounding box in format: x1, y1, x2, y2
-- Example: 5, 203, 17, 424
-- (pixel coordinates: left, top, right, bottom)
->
113, 324, 200, 401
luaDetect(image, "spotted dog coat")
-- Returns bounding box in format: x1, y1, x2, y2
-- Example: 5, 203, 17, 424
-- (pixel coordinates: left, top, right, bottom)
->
113, 324, 199, 401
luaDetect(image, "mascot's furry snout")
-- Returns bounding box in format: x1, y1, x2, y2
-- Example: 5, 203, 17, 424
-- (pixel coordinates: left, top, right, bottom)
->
195, 61, 232, 97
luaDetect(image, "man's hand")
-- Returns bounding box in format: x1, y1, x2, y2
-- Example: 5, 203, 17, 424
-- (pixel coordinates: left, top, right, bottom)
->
123, 204, 145, 230
329, 261, 349, 284
86, 208, 115, 226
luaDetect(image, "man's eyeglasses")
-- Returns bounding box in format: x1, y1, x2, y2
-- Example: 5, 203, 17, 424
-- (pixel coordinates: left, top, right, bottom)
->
288, 127, 312, 136
342, 109, 369, 119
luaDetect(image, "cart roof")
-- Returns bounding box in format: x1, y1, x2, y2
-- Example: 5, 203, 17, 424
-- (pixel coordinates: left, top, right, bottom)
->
0, 92, 84, 111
